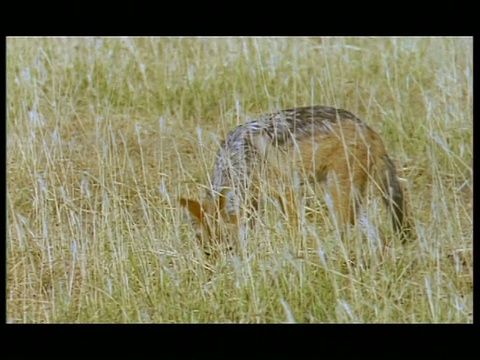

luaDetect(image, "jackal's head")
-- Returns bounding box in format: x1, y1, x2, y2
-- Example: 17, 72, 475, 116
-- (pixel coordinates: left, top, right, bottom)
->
180, 189, 240, 248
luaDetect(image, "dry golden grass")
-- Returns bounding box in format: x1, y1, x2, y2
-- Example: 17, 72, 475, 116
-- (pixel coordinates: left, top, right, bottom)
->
7, 37, 472, 322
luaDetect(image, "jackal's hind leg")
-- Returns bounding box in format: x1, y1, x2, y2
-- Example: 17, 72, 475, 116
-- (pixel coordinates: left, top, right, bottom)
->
325, 162, 368, 230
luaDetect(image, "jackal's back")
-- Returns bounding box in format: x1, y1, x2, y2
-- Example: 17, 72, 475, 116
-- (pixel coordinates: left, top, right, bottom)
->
209, 105, 371, 196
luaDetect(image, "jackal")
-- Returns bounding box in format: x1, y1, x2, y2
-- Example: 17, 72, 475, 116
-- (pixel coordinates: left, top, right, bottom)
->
180, 105, 412, 249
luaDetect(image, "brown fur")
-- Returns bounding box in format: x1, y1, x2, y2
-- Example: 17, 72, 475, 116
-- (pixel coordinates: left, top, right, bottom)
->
180, 106, 413, 249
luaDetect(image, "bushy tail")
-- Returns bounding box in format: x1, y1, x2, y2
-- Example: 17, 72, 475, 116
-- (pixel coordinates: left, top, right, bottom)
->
379, 156, 413, 242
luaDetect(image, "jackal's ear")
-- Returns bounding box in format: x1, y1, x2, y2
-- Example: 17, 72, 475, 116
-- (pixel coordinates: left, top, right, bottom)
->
180, 198, 203, 221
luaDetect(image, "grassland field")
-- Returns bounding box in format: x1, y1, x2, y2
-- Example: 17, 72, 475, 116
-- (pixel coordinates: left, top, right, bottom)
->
6, 37, 472, 323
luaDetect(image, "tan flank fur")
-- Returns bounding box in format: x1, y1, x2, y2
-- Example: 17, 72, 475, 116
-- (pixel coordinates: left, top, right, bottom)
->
180, 105, 412, 249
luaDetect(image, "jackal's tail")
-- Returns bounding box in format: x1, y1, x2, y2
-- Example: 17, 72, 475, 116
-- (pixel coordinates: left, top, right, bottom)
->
378, 156, 413, 242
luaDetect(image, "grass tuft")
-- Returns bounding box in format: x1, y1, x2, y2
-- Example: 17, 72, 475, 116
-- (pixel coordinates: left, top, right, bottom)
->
7, 37, 472, 323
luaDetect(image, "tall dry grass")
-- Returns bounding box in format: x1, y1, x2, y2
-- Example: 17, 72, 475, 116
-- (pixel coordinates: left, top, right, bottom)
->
7, 37, 472, 322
